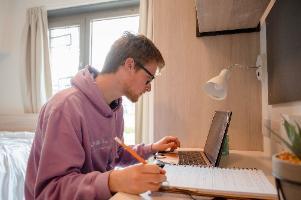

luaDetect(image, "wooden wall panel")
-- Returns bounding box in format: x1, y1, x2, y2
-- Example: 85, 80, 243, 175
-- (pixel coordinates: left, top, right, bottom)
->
152, 0, 262, 150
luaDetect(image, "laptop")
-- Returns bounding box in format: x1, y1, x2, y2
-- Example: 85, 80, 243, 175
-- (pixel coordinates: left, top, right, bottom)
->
156, 111, 232, 167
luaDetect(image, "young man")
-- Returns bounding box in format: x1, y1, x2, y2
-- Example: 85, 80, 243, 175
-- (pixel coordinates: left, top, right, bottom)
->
25, 32, 180, 200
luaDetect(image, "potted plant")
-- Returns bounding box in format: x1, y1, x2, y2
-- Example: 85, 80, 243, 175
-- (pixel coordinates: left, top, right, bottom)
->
268, 116, 301, 200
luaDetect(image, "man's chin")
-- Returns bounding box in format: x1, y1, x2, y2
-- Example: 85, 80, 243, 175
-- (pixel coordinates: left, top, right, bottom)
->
131, 98, 138, 103
125, 95, 139, 103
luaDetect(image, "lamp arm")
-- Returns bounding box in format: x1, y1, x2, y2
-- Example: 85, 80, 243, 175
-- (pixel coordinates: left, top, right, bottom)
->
227, 64, 261, 70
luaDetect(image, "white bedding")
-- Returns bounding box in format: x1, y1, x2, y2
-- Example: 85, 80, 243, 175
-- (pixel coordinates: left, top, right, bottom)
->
0, 131, 34, 200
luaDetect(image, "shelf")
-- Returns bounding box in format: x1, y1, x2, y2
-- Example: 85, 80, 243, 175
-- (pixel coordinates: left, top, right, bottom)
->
195, 0, 271, 36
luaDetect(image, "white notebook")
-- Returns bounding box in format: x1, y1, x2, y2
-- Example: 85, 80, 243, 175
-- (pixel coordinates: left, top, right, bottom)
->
161, 165, 277, 200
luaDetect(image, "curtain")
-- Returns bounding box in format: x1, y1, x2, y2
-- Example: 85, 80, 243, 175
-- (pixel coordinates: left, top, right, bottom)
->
136, 0, 154, 144
23, 7, 52, 113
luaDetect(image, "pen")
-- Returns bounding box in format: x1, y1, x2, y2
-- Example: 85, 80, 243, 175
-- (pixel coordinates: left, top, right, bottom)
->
114, 136, 147, 164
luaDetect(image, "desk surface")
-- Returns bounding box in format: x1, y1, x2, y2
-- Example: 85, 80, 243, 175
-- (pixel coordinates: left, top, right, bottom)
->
111, 192, 212, 200
110, 150, 274, 200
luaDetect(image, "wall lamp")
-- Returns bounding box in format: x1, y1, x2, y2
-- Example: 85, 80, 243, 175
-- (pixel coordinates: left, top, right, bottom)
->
203, 55, 265, 100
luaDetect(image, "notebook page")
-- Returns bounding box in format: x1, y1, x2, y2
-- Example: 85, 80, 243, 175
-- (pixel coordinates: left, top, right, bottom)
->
162, 165, 277, 197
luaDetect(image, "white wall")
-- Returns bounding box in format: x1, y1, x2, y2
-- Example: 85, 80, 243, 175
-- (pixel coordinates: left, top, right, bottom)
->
0, 0, 23, 114
260, 22, 301, 156
0, 0, 12, 51
0, 1, 6, 50
0, 0, 111, 114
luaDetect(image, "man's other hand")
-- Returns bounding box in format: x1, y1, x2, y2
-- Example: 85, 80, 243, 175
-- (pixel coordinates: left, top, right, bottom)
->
152, 136, 180, 152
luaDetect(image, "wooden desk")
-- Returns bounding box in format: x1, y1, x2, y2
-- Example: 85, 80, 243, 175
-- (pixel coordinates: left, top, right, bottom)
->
110, 150, 275, 200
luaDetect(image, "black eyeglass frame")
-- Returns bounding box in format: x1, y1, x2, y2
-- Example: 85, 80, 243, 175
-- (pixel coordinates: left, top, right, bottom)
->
135, 61, 155, 85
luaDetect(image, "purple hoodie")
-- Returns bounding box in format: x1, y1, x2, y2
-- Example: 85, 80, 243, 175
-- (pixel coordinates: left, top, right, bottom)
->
25, 67, 154, 200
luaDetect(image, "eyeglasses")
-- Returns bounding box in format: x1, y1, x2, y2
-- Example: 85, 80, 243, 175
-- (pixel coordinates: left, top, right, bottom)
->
135, 61, 155, 85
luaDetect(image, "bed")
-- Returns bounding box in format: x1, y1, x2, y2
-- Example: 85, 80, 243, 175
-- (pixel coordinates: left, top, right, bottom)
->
0, 114, 38, 200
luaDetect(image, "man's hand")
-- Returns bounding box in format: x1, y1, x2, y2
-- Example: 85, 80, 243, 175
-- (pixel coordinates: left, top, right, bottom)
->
151, 136, 180, 152
109, 164, 166, 194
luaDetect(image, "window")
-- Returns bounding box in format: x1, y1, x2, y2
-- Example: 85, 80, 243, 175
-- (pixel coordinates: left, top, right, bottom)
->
48, 2, 139, 144
90, 16, 139, 68
49, 26, 80, 94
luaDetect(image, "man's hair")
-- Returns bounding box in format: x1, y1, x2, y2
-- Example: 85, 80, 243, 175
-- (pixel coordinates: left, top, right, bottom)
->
101, 32, 165, 74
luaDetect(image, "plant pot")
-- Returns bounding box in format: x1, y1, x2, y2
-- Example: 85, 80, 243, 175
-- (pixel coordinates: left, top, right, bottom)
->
272, 153, 301, 200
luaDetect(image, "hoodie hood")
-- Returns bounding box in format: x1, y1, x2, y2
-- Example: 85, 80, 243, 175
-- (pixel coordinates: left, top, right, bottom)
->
71, 66, 121, 118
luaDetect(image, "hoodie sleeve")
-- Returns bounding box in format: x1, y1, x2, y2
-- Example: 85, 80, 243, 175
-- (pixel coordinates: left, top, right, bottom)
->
114, 143, 156, 166
32, 107, 112, 200
112, 109, 156, 166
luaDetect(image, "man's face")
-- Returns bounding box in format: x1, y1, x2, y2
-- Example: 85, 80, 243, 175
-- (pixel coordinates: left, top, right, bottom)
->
125, 61, 158, 103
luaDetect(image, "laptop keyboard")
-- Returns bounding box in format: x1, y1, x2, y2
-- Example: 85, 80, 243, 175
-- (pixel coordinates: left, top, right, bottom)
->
178, 151, 207, 166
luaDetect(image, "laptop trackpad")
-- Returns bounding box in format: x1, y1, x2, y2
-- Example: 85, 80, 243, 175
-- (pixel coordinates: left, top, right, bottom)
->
156, 151, 179, 165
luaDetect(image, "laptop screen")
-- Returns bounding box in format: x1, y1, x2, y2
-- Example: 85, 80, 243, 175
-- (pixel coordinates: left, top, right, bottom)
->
203, 111, 232, 167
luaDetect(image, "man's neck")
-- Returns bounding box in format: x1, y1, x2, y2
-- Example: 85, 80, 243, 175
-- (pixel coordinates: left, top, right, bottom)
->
95, 73, 123, 105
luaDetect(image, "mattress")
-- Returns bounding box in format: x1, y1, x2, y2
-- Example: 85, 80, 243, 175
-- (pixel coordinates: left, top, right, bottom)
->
0, 131, 34, 200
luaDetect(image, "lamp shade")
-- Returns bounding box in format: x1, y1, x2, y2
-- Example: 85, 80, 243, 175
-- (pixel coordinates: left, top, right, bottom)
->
203, 69, 230, 100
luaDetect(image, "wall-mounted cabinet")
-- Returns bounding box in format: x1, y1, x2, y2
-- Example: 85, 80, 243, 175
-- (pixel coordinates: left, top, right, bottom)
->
195, 0, 270, 36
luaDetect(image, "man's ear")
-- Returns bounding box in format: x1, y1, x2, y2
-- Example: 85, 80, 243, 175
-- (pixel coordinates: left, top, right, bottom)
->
123, 57, 135, 71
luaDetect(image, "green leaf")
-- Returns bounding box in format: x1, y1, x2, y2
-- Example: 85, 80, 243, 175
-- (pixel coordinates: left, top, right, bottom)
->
291, 136, 301, 158
282, 119, 301, 159
283, 119, 298, 144
296, 122, 301, 137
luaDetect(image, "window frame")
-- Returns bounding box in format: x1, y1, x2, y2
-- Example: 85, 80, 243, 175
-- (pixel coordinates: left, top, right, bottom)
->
48, 3, 139, 70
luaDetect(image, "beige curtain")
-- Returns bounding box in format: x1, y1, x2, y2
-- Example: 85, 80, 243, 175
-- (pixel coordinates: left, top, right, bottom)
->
23, 7, 52, 113
136, 0, 154, 144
